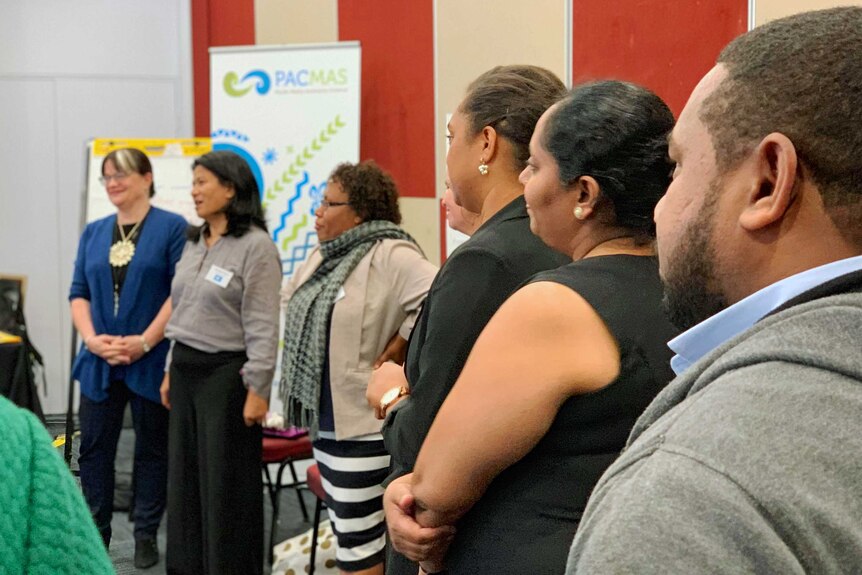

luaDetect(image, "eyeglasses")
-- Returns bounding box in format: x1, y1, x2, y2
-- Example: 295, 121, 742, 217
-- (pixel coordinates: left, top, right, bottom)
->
319, 200, 350, 210
99, 173, 131, 185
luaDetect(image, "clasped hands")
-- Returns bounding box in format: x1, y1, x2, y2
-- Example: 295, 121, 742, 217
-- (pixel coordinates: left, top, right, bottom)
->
384, 475, 456, 573
86, 334, 146, 365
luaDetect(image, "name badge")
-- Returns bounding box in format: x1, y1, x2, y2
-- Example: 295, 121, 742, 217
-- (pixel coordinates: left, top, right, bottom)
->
205, 265, 234, 288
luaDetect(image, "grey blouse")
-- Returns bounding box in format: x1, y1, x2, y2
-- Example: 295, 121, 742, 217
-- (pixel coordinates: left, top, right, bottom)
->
165, 226, 282, 399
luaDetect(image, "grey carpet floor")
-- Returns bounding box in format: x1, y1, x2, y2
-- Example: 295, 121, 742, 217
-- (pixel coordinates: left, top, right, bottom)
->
57, 424, 317, 574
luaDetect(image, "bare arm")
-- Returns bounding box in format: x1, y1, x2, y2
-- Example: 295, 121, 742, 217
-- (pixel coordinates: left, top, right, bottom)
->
384, 473, 456, 565
411, 281, 621, 528
373, 333, 409, 368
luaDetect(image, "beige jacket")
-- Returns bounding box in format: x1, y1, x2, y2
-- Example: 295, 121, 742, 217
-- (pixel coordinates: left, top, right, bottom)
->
282, 238, 437, 440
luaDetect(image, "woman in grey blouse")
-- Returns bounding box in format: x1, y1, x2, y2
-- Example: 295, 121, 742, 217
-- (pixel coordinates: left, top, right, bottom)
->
161, 150, 281, 575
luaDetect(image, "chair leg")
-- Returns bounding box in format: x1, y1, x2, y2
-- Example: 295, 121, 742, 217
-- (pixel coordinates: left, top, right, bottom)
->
287, 460, 309, 521
262, 464, 277, 510
269, 461, 289, 564
269, 496, 278, 565
263, 464, 276, 564
309, 497, 323, 575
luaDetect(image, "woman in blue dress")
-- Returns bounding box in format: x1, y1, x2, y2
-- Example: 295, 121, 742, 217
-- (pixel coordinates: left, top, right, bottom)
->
69, 147, 187, 569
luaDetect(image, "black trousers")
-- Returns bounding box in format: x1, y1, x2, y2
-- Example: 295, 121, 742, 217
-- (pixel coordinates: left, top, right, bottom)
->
166, 343, 263, 575
78, 380, 169, 545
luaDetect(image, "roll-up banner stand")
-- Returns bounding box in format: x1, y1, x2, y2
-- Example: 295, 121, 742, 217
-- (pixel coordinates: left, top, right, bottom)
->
210, 42, 361, 277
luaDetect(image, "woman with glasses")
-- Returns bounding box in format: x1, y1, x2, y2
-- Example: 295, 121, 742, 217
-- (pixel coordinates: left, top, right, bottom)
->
69, 147, 187, 569
280, 160, 437, 575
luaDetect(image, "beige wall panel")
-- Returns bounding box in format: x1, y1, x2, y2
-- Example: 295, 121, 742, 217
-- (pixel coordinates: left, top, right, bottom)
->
400, 197, 441, 266
755, 0, 862, 26
437, 0, 567, 111
435, 0, 567, 257
255, 0, 338, 44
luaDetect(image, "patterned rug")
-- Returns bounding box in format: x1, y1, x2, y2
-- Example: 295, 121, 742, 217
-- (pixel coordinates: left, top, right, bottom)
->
272, 520, 338, 575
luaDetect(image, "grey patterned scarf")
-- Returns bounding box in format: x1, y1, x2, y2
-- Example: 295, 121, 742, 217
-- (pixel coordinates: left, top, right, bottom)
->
280, 220, 417, 437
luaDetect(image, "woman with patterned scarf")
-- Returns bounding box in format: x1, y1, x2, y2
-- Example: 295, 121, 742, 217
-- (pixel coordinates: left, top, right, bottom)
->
280, 160, 437, 575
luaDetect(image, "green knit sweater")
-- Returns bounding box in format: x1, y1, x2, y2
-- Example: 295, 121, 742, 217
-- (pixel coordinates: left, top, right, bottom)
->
0, 396, 114, 574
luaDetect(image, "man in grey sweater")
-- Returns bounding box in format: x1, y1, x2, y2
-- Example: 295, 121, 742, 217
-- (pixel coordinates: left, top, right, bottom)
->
568, 8, 862, 573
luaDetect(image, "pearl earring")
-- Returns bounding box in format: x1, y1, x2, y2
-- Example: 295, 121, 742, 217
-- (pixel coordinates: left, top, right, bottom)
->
478, 162, 489, 176
574, 207, 585, 220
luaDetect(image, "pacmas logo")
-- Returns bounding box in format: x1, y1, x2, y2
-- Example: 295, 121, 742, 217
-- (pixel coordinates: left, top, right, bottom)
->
273, 68, 348, 88
223, 70, 272, 97
224, 67, 349, 97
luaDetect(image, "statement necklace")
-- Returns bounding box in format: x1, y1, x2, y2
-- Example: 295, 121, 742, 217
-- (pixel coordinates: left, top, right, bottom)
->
109, 218, 144, 267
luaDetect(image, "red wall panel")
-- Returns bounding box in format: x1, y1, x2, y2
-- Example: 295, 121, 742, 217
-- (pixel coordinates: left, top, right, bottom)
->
572, 0, 747, 116
192, 0, 256, 137
338, 0, 436, 198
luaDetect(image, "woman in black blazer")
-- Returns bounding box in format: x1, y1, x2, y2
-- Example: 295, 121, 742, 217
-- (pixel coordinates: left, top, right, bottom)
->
367, 65, 570, 575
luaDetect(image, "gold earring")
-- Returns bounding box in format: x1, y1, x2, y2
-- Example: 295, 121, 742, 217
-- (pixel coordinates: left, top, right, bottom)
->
478, 162, 489, 176
574, 207, 585, 220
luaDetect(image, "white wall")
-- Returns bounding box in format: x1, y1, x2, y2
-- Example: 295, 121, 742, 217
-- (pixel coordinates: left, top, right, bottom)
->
0, 0, 194, 414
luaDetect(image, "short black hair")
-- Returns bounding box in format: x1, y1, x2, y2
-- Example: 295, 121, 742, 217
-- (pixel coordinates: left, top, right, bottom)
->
189, 150, 267, 240
461, 65, 567, 171
329, 160, 402, 224
543, 80, 675, 237
702, 6, 862, 247
102, 148, 156, 197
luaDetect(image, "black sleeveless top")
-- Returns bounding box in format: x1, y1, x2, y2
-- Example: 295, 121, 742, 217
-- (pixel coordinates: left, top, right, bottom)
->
443, 255, 680, 575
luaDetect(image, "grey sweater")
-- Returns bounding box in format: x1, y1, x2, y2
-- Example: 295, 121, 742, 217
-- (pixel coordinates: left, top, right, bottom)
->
567, 289, 862, 574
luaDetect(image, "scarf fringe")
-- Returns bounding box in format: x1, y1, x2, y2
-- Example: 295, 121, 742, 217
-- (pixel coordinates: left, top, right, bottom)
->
286, 395, 319, 439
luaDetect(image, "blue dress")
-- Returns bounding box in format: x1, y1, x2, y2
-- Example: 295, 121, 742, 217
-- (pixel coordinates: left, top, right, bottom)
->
69, 206, 187, 403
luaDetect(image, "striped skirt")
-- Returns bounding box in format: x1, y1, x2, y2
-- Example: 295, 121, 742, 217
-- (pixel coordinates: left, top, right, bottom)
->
312, 435, 390, 572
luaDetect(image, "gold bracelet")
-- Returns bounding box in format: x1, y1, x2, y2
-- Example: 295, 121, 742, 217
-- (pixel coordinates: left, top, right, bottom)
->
141, 336, 151, 354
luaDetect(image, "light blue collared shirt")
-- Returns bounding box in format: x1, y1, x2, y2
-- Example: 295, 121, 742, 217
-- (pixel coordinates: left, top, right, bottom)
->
669, 255, 862, 375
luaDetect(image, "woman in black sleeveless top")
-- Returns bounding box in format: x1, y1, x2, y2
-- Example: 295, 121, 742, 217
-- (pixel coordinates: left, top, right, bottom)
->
383, 81, 680, 574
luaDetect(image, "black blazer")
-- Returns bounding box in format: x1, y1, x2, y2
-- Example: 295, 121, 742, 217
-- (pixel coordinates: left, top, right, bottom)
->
382, 195, 570, 482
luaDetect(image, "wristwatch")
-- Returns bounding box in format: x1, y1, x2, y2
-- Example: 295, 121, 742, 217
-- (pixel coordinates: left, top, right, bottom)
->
140, 335, 151, 354
379, 386, 409, 418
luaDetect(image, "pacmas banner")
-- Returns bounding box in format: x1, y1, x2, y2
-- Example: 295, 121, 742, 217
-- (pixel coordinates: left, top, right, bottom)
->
210, 42, 361, 276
